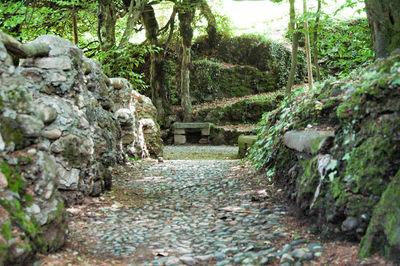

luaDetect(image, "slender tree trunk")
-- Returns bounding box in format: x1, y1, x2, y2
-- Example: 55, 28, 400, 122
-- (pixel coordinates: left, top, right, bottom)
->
286, 0, 299, 95
178, 1, 196, 122
199, 0, 217, 48
365, 0, 400, 58
303, 0, 313, 90
72, 9, 78, 45
97, 0, 116, 51
312, 0, 321, 81
141, 3, 171, 124
118, 0, 146, 49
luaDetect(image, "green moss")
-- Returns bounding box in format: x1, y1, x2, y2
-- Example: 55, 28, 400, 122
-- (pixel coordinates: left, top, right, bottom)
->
296, 158, 320, 209
18, 156, 33, 165
0, 162, 25, 194
0, 95, 4, 110
1, 221, 12, 241
310, 136, 328, 155
360, 170, 400, 260
0, 117, 24, 149
345, 136, 394, 195
23, 194, 34, 207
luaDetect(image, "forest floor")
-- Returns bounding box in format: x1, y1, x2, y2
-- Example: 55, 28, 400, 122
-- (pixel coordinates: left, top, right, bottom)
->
35, 146, 390, 266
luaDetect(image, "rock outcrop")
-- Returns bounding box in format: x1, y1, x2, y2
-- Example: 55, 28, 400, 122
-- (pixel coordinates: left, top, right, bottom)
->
0, 33, 162, 264
249, 52, 400, 262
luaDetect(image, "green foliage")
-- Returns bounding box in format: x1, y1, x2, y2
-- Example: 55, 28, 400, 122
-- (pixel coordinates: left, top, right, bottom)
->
247, 84, 320, 169
313, 18, 374, 78
0, 0, 97, 43
95, 43, 158, 93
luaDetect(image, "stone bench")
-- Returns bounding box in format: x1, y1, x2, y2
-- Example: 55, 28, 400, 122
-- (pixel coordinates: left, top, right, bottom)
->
283, 130, 334, 154
173, 122, 211, 145
238, 135, 257, 158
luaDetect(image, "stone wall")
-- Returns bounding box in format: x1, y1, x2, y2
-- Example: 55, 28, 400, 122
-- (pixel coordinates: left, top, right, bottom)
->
250, 52, 400, 262
0, 33, 162, 264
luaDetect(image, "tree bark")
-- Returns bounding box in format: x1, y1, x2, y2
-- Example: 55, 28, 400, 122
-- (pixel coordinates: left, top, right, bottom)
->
303, 0, 313, 90
199, 0, 217, 48
312, 0, 321, 81
286, 0, 299, 95
72, 10, 78, 45
178, 0, 196, 122
365, 0, 400, 58
118, 0, 146, 49
97, 0, 116, 51
141, 3, 171, 125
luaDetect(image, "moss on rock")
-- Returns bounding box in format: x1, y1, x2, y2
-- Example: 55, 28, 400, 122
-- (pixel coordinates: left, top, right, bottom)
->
360, 170, 400, 261
0, 117, 25, 150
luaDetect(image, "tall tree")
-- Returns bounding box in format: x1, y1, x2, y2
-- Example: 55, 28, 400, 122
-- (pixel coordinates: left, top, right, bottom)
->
118, 0, 147, 49
365, 0, 400, 58
312, 0, 321, 81
141, 3, 176, 125
199, 0, 217, 49
178, 0, 197, 122
285, 0, 300, 95
303, 0, 313, 89
97, 0, 116, 51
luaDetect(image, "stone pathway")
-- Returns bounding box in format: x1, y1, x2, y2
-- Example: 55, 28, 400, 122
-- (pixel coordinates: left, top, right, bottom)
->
44, 146, 326, 265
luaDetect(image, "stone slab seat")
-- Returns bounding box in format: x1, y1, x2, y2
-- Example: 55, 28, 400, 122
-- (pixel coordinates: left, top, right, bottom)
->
238, 135, 257, 158
173, 122, 212, 145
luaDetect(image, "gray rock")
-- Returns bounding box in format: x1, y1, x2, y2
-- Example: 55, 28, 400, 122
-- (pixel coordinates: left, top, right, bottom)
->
290, 239, 307, 247
341, 216, 359, 232
0, 133, 5, 151
58, 167, 80, 190
179, 256, 196, 265
42, 128, 62, 140
281, 244, 292, 255
0, 172, 8, 188
165, 256, 180, 266
38, 107, 58, 124
259, 256, 269, 265
280, 253, 295, 264
21, 57, 72, 70
213, 252, 226, 261
195, 254, 212, 262
307, 243, 323, 253
283, 130, 334, 154
17, 114, 44, 137
291, 248, 314, 260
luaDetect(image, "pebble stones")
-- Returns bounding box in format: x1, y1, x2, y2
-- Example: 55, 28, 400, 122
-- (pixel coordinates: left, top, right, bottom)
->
67, 146, 324, 265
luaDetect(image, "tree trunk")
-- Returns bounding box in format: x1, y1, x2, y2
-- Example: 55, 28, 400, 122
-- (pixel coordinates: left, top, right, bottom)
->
303, 0, 313, 90
118, 0, 145, 49
141, 3, 171, 125
199, 0, 217, 48
72, 10, 78, 45
365, 0, 400, 58
286, 0, 299, 95
97, 0, 116, 51
178, 1, 196, 122
312, 0, 321, 81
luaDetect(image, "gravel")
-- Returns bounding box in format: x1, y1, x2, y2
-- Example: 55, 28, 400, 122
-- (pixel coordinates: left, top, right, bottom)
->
66, 146, 324, 265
